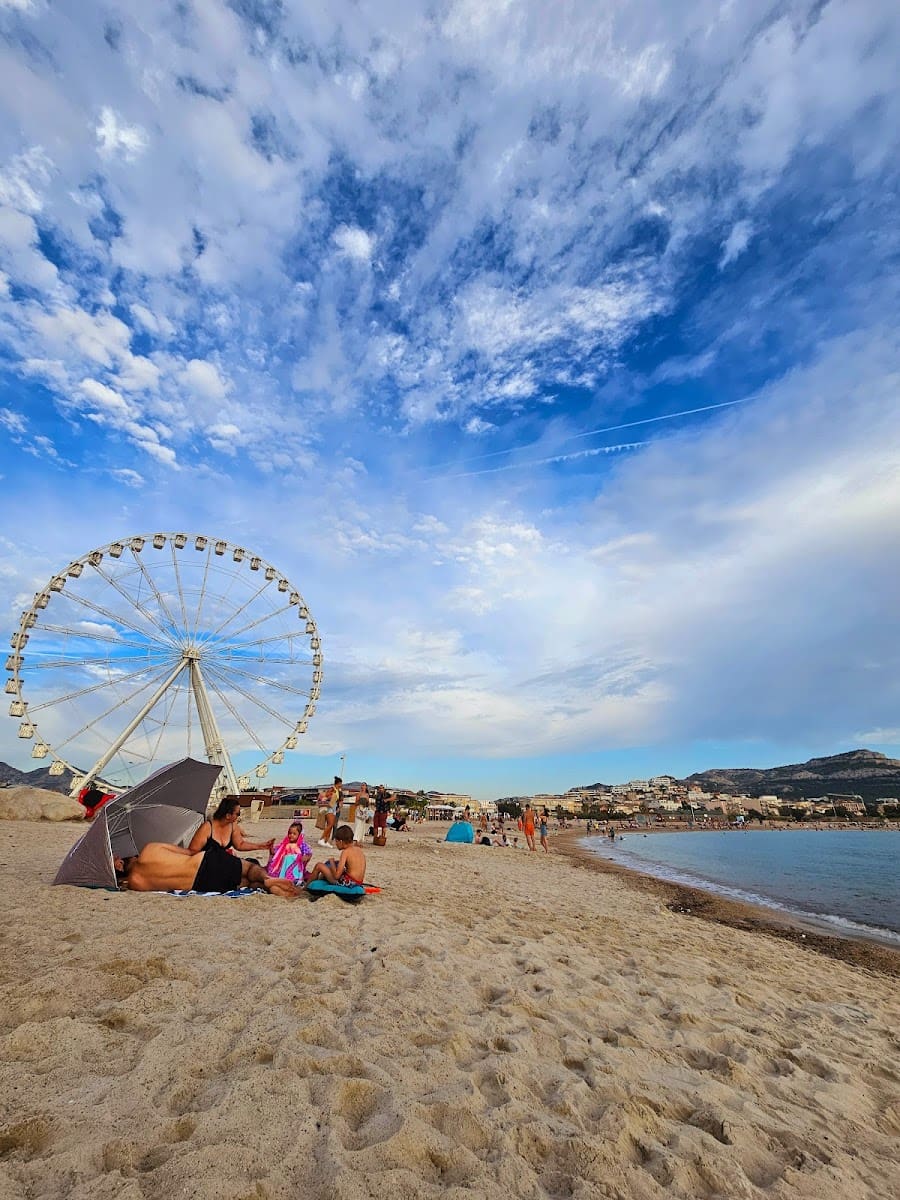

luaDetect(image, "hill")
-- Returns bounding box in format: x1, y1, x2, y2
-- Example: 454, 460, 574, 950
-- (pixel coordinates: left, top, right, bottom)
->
685, 749, 900, 803
0, 760, 76, 795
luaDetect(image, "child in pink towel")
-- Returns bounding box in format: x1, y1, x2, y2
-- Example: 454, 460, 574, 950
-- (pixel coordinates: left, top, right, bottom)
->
266, 823, 312, 884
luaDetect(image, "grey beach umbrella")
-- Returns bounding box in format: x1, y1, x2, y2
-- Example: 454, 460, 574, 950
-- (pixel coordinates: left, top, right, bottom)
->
53, 758, 222, 888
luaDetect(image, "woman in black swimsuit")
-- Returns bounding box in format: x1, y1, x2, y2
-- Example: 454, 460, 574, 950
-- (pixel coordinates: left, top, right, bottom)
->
187, 797, 274, 860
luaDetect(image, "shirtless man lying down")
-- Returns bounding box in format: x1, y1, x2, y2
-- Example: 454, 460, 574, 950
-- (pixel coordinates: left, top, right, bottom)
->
115, 842, 301, 898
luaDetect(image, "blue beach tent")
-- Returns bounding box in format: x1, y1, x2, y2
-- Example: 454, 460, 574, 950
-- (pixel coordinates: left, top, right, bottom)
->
445, 820, 475, 843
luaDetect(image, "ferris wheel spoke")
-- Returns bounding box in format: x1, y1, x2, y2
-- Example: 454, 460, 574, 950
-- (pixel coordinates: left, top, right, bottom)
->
91, 561, 183, 646
199, 575, 275, 645
225, 629, 308, 653
205, 659, 313, 699
141, 671, 190, 765
25, 651, 174, 672
26, 660, 176, 714
169, 541, 191, 636
32, 621, 161, 650
128, 545, 181, 636
190, 543, 214, 641
48, 659, 187, 757
200, 599, 298, 650
204, 660, 298, 733
203, 670, 271, 755
43, 585, 177, 649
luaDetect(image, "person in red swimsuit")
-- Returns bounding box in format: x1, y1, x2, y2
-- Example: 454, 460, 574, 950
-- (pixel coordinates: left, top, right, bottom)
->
306, 825, 366, 887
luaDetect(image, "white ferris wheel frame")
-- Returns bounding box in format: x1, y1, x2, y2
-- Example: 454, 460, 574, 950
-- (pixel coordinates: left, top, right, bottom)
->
5, 532, 323, 797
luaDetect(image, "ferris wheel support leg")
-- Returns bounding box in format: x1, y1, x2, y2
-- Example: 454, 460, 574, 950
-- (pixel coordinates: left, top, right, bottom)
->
189, 659, 240, 797
72, 658, 190, 796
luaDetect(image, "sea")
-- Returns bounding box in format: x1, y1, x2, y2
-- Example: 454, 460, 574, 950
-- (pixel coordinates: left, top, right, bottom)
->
583, 828, 900, 945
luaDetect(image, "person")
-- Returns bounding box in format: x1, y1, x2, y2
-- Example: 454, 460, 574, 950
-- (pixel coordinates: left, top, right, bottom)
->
266, 823, 311, 884
353, 789, 373, 845
373, 785, 391, 841
319, 776, 343, 848
187, 797, 274, 858
79, 781, 109, 820
539, 808, 550, 854
115, 843, 300, 897
306, 825, 366, 887
523, 804, 536, 852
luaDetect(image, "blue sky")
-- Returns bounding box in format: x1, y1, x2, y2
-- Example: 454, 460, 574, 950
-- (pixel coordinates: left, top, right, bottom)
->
1, 0, 898, 799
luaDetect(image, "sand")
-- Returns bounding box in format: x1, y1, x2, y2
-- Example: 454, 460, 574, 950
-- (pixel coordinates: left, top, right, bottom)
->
0, 818, 898, 1200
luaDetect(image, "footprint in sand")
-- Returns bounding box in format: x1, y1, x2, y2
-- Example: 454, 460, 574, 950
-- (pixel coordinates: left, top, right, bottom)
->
333, 1078, 403, 1150
0, 1116, 51, 1161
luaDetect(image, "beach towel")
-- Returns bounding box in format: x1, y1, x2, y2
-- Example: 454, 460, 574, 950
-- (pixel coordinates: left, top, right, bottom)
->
168, 887, 261, 898
266, 830, 312, 883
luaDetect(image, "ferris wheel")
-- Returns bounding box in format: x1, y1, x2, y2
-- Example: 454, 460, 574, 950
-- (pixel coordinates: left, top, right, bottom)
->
6, 533, 322, 797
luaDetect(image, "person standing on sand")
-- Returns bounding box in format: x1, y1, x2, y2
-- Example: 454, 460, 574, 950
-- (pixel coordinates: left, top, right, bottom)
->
373, 784, 391, 841
539, 808, 550, 853
523, 804, 536, 851
354, 784, 373, 845
319, 776, 342, 848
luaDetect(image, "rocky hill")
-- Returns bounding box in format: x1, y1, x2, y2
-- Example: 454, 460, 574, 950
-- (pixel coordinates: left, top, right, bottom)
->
0, 760, 76, 795
685, 749, 900, 802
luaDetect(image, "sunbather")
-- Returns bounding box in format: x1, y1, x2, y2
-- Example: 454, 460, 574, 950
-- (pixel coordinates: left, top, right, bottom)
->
115, 842, 301, 897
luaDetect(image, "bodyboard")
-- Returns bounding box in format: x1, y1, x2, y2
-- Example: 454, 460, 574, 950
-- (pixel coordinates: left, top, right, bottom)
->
305, 879, 366, 903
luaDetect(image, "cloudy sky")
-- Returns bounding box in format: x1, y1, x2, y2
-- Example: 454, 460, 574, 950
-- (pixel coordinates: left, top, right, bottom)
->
1, 0, 898, 799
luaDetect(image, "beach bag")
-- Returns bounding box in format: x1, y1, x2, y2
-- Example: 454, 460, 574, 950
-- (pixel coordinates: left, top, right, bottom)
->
373, 833, 387, 847
316, 809, 328, 830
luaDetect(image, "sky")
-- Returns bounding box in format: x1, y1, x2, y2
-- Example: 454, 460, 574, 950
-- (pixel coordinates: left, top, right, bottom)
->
0, 0, 898, 800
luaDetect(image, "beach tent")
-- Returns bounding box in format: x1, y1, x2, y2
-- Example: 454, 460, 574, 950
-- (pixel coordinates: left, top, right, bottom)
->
53, 758, 222, 888
445, 820, 475, 844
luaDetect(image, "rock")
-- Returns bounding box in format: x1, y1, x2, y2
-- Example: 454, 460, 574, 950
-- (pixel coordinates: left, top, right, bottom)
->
39, 795, 86, 822
0, 785, 84, 822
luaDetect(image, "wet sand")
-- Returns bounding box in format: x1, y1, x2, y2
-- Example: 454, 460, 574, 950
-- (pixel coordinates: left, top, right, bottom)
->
554, 830, 900, 978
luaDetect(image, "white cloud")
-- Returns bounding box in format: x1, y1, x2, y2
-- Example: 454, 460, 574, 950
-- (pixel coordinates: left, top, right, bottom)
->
720, 219, 753, 268
79, 377, 131, 417
95, 107, 148, 162
108, 467, 145, 488
0, 407, 26, 434
181, 359, 230, 401
333, 225, 376, 262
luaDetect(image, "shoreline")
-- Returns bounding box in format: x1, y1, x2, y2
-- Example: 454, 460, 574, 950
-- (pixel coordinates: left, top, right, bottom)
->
553, 829, 900, 979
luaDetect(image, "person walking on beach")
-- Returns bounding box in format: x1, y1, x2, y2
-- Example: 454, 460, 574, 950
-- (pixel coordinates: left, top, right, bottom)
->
523, 804, 536, 852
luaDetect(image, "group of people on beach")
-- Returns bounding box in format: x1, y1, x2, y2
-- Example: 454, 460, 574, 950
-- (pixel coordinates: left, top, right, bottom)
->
462, 803, 552, 852
114, 794, 367, 898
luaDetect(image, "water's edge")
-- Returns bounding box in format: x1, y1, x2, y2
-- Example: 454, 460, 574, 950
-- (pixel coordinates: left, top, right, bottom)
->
580, 837, 900, 950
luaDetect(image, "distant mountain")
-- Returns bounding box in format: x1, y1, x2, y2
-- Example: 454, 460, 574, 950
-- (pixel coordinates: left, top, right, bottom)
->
685, 749, 900, 803
0, 760, 76, 794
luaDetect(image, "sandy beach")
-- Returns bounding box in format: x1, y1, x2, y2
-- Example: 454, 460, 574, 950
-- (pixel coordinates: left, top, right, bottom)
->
1, 816, 898, 1200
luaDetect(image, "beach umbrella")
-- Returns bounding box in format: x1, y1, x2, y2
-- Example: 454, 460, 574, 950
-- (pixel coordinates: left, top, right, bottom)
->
53, 758, 222, 888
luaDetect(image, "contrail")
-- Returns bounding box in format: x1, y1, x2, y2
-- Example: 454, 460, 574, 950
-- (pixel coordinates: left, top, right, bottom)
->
439, 440, 648, 480
425, 397, 748, 476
